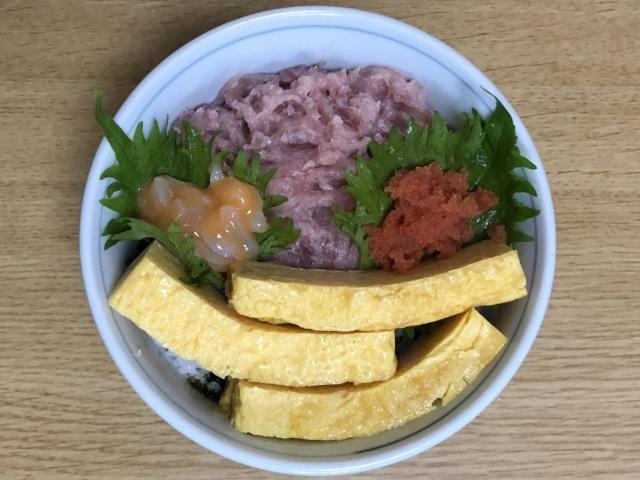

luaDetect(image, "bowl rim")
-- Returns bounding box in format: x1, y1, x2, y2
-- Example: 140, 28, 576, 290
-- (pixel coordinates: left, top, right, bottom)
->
80, 5, 556, 476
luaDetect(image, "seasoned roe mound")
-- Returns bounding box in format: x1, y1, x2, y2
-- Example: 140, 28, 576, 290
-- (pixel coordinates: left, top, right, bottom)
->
367, 163, 499, 272
177, 65, 430, 269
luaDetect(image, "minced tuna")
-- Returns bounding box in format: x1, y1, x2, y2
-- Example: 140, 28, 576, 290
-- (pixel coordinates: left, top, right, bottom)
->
367, 163, 499, 272
178, 65, 430, 270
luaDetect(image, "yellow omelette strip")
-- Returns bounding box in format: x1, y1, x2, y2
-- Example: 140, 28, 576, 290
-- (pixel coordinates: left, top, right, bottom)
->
228, 240, 526, 332
109, 242, 397, 387
221, 308, 507, 440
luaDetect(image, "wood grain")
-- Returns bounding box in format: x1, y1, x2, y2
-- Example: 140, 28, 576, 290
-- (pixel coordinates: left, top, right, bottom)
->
1, 0, 639, 478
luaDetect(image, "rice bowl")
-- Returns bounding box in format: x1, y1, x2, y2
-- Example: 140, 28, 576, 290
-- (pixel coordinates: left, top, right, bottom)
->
79, 6, 555, 476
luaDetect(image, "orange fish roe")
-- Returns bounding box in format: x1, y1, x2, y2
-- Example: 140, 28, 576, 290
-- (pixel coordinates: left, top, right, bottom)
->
367, 163, 500, 272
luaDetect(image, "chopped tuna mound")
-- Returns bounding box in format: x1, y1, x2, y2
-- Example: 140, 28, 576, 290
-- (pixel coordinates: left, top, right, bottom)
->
367, 163, 499, 272
177, 65, 430, 270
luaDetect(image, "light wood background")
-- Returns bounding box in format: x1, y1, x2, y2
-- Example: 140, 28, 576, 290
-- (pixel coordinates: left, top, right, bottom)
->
2, 0, 639, 478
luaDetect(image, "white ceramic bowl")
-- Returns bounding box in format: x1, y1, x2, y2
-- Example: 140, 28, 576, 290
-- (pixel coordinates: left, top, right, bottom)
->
80, 6, 555, 476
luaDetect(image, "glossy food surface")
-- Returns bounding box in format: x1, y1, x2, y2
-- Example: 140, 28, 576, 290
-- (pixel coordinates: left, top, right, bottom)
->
138, 176, 268, 271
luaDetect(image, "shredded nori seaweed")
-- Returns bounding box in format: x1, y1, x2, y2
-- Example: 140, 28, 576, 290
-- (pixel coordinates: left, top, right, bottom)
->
187, 371, 227, 402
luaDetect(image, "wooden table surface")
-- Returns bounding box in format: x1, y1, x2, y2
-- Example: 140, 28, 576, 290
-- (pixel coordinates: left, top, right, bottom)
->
2, 0, 639, 478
